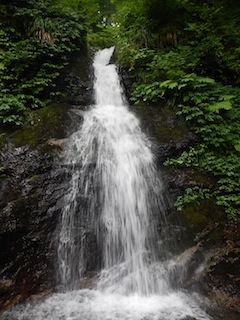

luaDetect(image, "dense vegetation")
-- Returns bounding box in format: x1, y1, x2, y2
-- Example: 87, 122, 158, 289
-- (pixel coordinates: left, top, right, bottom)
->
0, 0, 88, 126
1, 0, 240, 220
111, 0, 240, 220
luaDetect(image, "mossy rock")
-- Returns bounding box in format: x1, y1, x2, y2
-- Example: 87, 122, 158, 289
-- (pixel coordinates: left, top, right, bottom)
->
166, 166, 216, 185
11, 104, 70, 149
181, 200, 225, 242
131, 103, 190, 143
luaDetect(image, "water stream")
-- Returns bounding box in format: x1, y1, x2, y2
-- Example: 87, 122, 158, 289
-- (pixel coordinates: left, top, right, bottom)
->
1, 48, 213, 320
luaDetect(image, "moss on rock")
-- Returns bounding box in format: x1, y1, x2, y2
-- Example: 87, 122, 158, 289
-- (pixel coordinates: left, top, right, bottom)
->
12, 104, 70, 149
131, 103, 190, 143
181, 200, 225, 238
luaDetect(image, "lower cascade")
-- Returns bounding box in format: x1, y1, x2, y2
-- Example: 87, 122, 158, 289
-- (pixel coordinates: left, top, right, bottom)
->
1, 48, 213, 320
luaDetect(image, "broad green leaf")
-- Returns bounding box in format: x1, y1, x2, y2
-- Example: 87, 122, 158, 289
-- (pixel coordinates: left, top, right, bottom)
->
197, 77, 215, 84
234, 144, 240, 152
178, 84, 187, 90
193, 96, 203, 104
168, 82, 178, 89
219, 95, 235, 101
208, 100, 232, 112
159, 80, 172, 88
146, 88, 152, 94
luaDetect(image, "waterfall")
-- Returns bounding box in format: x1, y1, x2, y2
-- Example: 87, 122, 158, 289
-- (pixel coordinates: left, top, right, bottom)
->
0, 48, 213, 320
58, 46, 168, 294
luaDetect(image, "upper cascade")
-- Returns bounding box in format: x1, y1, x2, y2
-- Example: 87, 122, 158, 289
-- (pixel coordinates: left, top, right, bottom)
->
57, 47, 169, 294
94, 46, 115, 66
93, 46, 125, 107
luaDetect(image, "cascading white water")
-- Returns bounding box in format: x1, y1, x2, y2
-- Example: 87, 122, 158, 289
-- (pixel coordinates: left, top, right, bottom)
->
0, 48, 213, 320
58, 46, 168, 294
93, 48, 170, 295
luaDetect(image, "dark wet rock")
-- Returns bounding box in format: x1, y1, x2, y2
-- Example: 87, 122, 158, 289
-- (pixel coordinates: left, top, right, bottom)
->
57, 50, 93, 107
0, 88, 87, 310
78, 272, 99, 290
183, 222, 240, 311
109, 48, 117, 65
47, 138, 68, 150
119, 66, 134, 102
201, 228, 240, 311
203, 249, 240, 310
168, 244, 205, 289
165, 168, 216, 197
130, 103, 197, 163
0, 142, 67, 310
0, 101, 98, 311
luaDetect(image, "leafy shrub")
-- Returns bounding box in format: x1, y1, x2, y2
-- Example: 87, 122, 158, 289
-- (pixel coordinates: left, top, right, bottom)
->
0, 0, 87, 126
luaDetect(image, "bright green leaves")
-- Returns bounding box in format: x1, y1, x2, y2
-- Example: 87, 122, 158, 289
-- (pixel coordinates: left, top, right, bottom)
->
208, 95, 235, 113
131, 63, 218, 105
130, 51, 240, 219
208, 99, 233, 113
160, 73, 240, 219
234, 144, 240, 152
174, 187, 212, 212
159, 74, 216, 102
0, 94, 44, 125
160, 80, 180, 90
131, 82, 164, 104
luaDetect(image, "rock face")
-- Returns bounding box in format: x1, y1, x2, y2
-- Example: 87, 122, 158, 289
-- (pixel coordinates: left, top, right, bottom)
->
0, 143, 66, 309
59, 50, 93, 107
0, 102, 96, 310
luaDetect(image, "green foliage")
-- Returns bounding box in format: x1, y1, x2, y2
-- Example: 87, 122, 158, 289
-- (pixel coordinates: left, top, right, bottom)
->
0, 94, 43, 125
0, 0, 87, 126
87, 23, 118, 49
158, 74, 240, 219
131, 82, 164, 104
165, 146, 240, 219
174, 187, 212, 212
115, 0, 240, 84
114, 0, 240, 220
